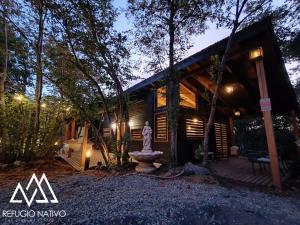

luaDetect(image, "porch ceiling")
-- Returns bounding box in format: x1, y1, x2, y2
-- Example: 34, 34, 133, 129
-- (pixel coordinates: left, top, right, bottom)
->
180, 22, 297, 117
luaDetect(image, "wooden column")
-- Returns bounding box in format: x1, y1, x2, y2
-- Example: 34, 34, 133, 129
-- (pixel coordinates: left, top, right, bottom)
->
71, 119, 76, 139
255, 57, 281, 189
64, 122, 70, 141
228, 117, 236, 146
80, 122, 89, 166
290, 110, 300, 157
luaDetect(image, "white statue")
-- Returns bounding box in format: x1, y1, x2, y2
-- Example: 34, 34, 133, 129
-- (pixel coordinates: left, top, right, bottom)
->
142, 121, 152, 151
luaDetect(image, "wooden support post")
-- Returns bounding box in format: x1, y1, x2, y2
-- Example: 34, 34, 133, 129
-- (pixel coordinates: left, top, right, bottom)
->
228, 117, 236, 146
290, 110, 300, 157
254, 57, 281, 190
80, 122, 89, 166
71, 119, 76, 139
64, 122, 70, 141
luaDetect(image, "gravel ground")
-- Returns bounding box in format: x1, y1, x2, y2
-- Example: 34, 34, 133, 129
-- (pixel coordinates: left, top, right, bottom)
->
0, 173, 300, 225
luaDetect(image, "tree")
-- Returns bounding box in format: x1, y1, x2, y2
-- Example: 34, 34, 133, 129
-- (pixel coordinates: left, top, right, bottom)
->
202, 0, 272, 166
0, 0, 49, 156
48, 0, 135, 166
128, 0, 219, 166
0, 1, 9, 147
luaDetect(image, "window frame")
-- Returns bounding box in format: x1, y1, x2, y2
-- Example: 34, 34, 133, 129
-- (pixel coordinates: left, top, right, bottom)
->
154, 112, 168, 142
179, 83, 198, 110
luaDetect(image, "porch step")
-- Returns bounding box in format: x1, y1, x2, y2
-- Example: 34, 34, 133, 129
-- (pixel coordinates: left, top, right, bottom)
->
57, 153, 83, 171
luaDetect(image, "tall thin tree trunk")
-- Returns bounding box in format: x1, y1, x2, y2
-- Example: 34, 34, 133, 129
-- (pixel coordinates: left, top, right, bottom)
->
167, 4, 178, 167
202, 25, 238, 166
31, 2, 45, 152
0, 12, 8, 149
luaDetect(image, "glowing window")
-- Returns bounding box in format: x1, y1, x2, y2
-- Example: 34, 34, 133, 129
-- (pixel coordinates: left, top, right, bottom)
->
156, 87, 166, 108
180, 84, 196, 109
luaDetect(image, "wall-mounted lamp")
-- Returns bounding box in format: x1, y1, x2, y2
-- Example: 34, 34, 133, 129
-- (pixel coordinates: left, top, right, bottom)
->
193, 118, 198, 123
234, 111, 241, 117
111, 123, 117, 130
249, 47, 264, 60
225, 85, 234, 94
128, 121, 134, 127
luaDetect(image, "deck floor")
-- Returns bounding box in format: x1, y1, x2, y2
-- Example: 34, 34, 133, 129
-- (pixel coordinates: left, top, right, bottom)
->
211, 157, 273, 187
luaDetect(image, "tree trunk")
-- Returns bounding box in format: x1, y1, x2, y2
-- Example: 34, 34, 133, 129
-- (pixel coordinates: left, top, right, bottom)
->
29, 1, 45, 154
202, 26, 238, 166
0, 12, 8, 149
167, 5, 178, 167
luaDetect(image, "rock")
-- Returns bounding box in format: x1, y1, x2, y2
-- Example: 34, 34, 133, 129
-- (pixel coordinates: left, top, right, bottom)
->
184, 162, 210, 176
0, 163, 9, 169
13, 160, 25, 167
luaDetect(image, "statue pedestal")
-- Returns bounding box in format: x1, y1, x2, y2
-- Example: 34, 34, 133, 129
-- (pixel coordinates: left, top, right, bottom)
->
129, 151, 163, 174
135, 162, 157, 174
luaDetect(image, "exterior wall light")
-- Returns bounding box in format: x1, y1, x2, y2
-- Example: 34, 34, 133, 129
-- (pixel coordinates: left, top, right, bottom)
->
249, 47, 264, 60
193, 118, 198, 123
234, 111, 241, 117
111, 123, 117, 130
225, 86, 234, 94
128, 121, 134, 127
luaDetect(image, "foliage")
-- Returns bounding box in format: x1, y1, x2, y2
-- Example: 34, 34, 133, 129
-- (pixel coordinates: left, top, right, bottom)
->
236, 116, 297, 160
0, 94, 65, 163
194, 143, 204, 161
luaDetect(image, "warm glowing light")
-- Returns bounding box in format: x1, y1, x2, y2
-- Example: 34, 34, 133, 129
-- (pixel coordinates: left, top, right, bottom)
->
14, 94, 24, 102
187, 126, 191, 130
111, 123, 117, 130
41, 103, 47, 108
225, 86, 234, 94
249, 47, 264, 60
54, 141, 59, 146
234, 111, 241, 117
66, 107, 71, 112
193, 118, 198, 123
128, 121, 134, 127
86, 151, 91, 158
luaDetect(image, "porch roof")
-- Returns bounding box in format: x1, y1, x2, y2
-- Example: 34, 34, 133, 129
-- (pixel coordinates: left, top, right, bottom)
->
127, 17, 298, 116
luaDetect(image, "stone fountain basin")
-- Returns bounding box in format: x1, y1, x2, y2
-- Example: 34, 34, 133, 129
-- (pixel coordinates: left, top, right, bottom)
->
129, 151, 163, 162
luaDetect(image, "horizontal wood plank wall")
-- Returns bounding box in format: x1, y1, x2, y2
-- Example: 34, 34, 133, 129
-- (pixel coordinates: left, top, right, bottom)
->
214, 122, 230, 159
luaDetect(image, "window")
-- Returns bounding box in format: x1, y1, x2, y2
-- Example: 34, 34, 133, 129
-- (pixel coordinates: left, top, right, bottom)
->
131, 129, 143, 141
103, 128, 111, 137
186, 118, 204, 139
180, 83, 196, 109
156, 87, 166, 108
214, 122, 229, 158
156, 84, 196, 109
154, 113, 168, 142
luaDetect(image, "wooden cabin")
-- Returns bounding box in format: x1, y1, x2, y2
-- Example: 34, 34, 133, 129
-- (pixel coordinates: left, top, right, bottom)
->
62, 18, 298, 189
122, 18, 298, 167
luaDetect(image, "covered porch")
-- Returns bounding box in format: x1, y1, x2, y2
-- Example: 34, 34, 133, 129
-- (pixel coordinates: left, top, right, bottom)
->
177, 19, 299, 189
